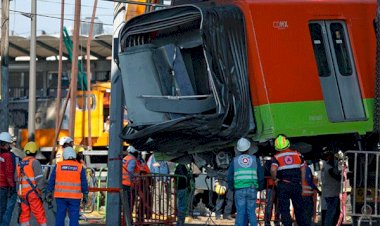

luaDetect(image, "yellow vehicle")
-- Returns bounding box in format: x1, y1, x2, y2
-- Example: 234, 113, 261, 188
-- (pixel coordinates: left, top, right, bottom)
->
11, 82, 111, 152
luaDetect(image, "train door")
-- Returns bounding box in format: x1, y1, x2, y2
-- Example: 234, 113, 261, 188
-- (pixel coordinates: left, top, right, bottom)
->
309, 21, 366, 122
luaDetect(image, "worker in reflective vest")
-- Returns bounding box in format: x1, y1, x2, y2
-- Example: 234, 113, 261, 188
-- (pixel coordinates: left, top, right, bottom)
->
0, 132, 16, 226
47, 146, 88, 226
16, 142, 47, 226
302, 161, 320, 226
122, 146, 140, 223
227, 137, 264, 226
270, 135, 307, 226
55, 137, 74, 164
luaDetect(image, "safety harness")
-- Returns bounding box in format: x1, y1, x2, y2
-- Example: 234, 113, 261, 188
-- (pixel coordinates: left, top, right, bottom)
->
18, 160, 43, 206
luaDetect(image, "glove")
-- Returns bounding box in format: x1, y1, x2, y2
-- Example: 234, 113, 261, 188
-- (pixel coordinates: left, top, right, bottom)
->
46, 192, 53, 204
8, 186, 16, 197
82, 194, 88, 205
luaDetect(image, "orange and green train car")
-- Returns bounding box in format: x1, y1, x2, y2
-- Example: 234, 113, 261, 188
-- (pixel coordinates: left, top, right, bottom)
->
116, 0, 378, 158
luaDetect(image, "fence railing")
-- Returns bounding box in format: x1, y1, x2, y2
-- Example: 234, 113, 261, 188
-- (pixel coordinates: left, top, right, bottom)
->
342, 150, 380, 226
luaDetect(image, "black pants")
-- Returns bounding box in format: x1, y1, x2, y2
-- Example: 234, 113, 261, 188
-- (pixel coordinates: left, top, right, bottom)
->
277, 182, 308, 226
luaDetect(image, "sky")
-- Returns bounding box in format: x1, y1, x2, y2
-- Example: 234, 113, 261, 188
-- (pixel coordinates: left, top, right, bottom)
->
8, 0, 114, 37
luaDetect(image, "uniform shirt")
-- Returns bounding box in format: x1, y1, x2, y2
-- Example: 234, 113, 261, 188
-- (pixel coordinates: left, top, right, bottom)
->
147, 155, 169, 175
0, 152, 15, 187
271, 149, 305, 183
227, 154, 264, 191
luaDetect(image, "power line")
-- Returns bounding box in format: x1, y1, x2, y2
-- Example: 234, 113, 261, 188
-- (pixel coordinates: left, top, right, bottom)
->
4, 8, 113, 26
37, 0, 113, 10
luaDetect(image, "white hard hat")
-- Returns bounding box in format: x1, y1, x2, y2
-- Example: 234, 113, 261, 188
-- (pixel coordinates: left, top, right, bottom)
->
59, 137, 73, 146
0, 132, 13, 144
236, 138, 251, 152
63, 146, 77, 160
127, 146, 138, 153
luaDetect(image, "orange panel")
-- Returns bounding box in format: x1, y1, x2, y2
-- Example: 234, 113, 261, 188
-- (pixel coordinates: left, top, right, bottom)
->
21, 129, 69, 148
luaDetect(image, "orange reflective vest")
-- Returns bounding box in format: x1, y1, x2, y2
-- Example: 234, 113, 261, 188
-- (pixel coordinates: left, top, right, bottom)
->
140, 162, 150, 174
273, 149, 303, 171
122, 155, 140, 186
16, 156, 40, 197
302, 179, 314, 196
54, 160, 83, 199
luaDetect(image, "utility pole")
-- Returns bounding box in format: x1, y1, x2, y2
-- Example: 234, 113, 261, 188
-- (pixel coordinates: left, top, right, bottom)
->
69, 0, 81, 138
106, 2, 125, 226
27, 0, 37, 141
0, 0, 10, 132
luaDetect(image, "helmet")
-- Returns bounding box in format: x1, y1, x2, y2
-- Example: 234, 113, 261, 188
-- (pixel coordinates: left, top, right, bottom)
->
74, 145, 84, 154
24, 142, 39, 155
59, 137, 73, 146
274, 135, 290, 151
215, 183, 227, 195
127, 146, 138, 153
0, 132, 13, 144
236, 138, 251, 152
63, 146, 77, 160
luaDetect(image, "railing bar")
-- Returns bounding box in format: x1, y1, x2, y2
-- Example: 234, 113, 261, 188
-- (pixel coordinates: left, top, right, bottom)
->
353, 152, 357, 214
375, 154, 379, 215
364, 153, 369, 215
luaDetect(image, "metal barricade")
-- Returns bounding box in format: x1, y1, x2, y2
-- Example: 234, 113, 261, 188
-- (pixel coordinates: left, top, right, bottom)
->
343, 150, 380, 225
41, 164, 55, 180
125, 173, 184, 226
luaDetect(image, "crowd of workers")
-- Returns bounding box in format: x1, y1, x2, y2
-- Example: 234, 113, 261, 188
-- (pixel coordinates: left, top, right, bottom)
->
121, 134, 342, 226
0, 132, 88, 226
222, 136, 341, 226
0, 130, 343, 226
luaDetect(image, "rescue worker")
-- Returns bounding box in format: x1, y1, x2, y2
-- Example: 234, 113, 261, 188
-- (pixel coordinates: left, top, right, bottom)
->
3, 136, 23, 226
270, 135, 307, 226
47, 146, 89, 226
175, 163, 191, 226
16, 142, 47, 226
136, 151, 151, 221
264, 157, 280, 226
0, 132, 16, 226
55, 136, 74, 163
302, 161, 320, 226
122, 145, 141, 223
321, 151, 340, 226
227, 137, 264, 226
214, 173, 233, 220
74, 145, 85, 166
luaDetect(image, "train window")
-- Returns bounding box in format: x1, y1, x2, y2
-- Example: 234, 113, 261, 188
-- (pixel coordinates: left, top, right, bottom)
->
329, 23, 353, 76
309, 23, 331, 77
76, 94, 96, 111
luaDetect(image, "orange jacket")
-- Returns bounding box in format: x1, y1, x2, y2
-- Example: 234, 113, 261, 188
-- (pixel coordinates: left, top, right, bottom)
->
54, 160, 83, 199
122, 155, 140, 186
16, 156, 39, 196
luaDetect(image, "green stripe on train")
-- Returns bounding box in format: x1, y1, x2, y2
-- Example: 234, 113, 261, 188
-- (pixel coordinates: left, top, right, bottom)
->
252, 99, 374, 142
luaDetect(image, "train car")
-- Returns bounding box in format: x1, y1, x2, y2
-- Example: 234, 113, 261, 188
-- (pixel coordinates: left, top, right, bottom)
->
9, 82, 112, 157
116, 0, 377, 161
